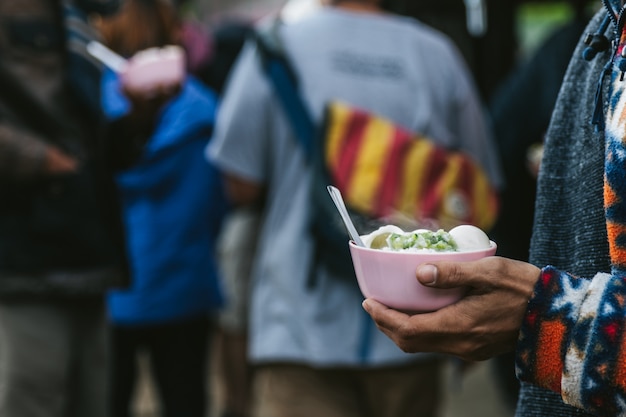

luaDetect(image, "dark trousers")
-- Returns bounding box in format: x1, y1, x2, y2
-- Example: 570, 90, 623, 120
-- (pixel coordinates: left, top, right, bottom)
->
108, 316, 212, 417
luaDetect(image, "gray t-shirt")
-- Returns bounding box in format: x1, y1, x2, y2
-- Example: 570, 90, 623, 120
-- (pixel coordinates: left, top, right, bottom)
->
208, 7, 502, 366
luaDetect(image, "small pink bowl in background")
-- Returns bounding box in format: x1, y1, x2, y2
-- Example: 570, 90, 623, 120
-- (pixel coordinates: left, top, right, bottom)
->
349, 241, 497, 313
120, 45, 185, 94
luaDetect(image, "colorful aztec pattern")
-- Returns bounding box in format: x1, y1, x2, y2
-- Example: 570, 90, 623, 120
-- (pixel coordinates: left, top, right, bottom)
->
516, 22, 626, 416
516, 268, 626, 416
323, 101, 499, 230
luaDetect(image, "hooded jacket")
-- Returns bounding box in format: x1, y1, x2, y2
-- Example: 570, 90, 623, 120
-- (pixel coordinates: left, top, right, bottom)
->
102, 70, 228, 324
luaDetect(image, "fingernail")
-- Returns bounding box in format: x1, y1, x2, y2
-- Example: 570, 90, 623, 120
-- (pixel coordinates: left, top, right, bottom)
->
417, 264, 438, 285
362, 299, 370, 311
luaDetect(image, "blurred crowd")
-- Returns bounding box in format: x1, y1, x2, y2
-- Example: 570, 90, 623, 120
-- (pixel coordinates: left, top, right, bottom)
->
0, 0, 595, 417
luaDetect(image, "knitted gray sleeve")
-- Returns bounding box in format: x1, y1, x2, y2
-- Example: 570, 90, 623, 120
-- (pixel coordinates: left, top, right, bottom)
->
517, 8, 612, 417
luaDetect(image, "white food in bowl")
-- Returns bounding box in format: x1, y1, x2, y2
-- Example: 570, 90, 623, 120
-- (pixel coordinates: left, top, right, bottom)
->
448, 225, 491, 251
361, 224, 492, 253
361, 225, 403, 248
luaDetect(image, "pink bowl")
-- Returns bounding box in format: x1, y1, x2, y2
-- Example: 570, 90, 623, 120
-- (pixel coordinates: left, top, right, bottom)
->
349, 241, 497, 313
121, 46, 185, 94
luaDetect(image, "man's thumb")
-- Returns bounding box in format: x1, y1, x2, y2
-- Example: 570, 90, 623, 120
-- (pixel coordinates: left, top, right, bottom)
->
416, 264, 438, 286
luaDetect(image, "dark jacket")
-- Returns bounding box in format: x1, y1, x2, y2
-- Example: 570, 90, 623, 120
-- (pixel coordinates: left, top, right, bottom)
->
0, 0, 130, 299
489, 16, 588, 263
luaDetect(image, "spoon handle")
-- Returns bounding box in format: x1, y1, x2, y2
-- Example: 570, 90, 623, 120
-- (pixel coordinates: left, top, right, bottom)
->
86, 41, 128, 73
327, 186, 365, 247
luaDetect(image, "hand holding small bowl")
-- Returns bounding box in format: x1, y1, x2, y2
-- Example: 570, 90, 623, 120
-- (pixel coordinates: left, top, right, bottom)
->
350, 225, 497, 313
87, 41, 185, 133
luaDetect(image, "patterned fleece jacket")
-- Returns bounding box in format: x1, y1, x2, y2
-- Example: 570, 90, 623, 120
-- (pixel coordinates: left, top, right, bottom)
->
515, 3, 626, 417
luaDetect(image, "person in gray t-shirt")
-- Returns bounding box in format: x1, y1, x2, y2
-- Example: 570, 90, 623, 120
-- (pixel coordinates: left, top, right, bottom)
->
208, 1, 502, 416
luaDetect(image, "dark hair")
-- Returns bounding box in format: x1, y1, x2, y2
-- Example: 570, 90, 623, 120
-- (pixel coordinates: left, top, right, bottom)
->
328, 0, 406, 14
94, 0, 181, 57
380, 0, 407, 14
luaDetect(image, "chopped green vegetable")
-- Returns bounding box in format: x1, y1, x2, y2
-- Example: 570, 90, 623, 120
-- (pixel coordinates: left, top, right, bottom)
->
387, 229, 458, 252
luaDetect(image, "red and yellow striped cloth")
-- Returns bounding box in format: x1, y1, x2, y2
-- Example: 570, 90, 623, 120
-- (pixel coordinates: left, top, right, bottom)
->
323, 101, 499, 230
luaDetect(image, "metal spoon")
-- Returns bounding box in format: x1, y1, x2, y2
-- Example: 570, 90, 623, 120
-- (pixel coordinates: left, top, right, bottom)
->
327, 186, 365, 247
86, 41, 128, 73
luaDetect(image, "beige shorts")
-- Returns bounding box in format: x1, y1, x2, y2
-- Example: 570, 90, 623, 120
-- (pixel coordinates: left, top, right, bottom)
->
252, 360, 443, 417
217, 207, 263, 333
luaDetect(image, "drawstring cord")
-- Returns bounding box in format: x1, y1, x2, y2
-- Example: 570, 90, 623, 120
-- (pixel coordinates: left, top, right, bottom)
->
583, 14, 611, 60
591, 60, 613, 131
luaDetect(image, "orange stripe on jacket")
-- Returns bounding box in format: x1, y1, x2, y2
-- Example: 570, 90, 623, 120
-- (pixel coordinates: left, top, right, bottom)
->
536, 319, 566, 394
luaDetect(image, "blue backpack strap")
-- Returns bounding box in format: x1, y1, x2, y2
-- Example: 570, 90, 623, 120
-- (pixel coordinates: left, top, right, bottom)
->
254, 19, 316, 161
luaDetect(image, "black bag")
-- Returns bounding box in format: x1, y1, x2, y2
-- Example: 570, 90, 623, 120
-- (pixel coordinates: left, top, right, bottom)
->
254, 21, 362, 282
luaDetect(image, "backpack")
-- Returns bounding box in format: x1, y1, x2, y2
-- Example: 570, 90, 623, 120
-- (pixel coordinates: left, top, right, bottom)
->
254, 19, 499, 283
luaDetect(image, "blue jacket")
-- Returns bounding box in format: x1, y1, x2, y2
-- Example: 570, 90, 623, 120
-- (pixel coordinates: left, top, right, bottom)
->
103, 70, 227, 325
